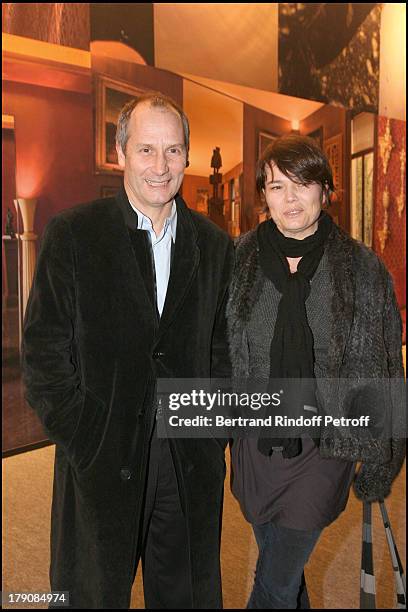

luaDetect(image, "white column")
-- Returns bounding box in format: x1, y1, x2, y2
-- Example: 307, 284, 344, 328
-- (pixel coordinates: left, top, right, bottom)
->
14, 198, 37, 317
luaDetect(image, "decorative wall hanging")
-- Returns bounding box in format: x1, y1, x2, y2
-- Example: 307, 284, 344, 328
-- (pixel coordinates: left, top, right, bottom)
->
396, 140, 405, 218
378, 118, 394, 176
377, 187, 390, 253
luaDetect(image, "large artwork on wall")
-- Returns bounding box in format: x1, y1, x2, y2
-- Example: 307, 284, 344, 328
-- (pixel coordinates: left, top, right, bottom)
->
278, 3, 381, 113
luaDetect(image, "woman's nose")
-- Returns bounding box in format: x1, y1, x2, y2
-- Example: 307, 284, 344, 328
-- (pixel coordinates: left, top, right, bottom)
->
286, 185, 299, 201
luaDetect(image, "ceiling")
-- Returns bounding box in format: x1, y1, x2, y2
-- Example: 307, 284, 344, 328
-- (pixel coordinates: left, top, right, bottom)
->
182, 73, 324, 123
154, 3, 278, 92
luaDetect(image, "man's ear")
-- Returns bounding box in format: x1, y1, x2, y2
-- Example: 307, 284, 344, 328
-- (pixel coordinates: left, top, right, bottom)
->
116, 143, 125, 168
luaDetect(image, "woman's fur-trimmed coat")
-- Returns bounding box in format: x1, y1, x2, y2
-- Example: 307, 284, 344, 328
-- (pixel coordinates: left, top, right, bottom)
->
227, 224, 405, 502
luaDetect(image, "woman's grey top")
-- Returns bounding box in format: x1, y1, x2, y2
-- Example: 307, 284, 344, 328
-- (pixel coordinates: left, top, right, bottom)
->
230, 252, 356, 530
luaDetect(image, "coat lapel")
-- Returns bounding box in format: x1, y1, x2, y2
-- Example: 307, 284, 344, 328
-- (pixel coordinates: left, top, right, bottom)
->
157, 195, 200, 340
112, 189, 158, 329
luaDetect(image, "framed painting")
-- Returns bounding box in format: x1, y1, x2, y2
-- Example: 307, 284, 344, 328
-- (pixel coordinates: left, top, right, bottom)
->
95, 75, 145, 174
306, 126, 323, 149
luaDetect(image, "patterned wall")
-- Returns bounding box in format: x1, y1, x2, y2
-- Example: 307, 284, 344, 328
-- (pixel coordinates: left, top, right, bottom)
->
373, 117, 406, 314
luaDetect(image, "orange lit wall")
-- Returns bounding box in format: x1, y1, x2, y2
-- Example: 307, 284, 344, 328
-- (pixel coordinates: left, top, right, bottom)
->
2, 128, 16, 236
2, 127, 17, 296
3, 80, 101, 240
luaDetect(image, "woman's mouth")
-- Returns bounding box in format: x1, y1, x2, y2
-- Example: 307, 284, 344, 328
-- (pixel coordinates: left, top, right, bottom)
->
285, 209, 303, 217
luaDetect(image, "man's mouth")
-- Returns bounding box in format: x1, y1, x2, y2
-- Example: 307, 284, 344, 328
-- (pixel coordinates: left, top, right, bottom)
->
145, 179, 170, 187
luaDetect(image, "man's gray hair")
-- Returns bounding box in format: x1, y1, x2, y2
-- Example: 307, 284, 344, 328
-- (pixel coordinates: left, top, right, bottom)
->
116, 92, 190, 166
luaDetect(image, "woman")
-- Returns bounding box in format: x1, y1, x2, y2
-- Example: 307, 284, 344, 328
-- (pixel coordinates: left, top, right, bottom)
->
227, 135, 405, 609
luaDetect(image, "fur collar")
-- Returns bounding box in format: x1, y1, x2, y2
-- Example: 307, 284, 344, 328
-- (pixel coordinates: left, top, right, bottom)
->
227, 223, 356, 377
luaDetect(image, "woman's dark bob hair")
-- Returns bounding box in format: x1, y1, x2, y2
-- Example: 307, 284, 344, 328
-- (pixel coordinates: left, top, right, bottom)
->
256, 134, 335, 204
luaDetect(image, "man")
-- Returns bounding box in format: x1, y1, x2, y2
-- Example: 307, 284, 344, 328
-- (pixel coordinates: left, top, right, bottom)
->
22, 93, 234, 609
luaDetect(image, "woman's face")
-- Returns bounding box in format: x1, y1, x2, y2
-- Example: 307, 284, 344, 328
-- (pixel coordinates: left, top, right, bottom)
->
263, 163, 325, 239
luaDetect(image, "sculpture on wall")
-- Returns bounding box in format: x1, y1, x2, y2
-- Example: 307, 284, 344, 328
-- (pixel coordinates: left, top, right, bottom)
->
208, 146, 226, 230
211, 146, 222, 172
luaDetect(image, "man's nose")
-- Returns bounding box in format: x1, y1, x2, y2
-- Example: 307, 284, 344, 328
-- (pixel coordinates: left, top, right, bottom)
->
153, 151, 169, 174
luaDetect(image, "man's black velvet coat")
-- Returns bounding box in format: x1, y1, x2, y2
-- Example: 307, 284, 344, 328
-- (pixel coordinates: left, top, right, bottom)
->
22, 189, 234, 609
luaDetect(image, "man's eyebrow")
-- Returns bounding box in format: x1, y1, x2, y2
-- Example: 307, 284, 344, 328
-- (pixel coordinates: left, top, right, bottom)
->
266, 179, 284, 184
134, 142, 186, 148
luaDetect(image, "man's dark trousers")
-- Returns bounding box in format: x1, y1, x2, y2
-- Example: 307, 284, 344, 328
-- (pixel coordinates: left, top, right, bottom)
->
140, 425, 192, 609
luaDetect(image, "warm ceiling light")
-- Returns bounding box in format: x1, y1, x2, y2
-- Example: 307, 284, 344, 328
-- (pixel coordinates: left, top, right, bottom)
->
291, 119, 300, 131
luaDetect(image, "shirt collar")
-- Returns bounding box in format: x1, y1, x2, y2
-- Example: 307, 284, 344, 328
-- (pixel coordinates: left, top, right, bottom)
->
129, 200, 177, 242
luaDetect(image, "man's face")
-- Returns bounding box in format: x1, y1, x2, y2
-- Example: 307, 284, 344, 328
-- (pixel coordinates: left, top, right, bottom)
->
263, 163, 324, 239
117, 102, 187, 214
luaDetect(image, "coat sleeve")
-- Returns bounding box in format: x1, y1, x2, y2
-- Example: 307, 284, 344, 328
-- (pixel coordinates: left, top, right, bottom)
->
354, 267, 406, 502
22, 215, 85, 461
210, 238, 234, 379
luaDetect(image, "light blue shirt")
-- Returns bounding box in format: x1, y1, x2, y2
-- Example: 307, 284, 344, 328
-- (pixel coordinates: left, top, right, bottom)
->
129, 201, 177, 316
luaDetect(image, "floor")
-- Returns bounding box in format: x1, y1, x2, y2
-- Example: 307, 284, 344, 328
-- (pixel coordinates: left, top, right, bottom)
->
2, 445, 406, 609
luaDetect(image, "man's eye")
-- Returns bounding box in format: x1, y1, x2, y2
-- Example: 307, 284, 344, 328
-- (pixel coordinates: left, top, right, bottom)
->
140, 147, 151, 153
168, 148, 181, 154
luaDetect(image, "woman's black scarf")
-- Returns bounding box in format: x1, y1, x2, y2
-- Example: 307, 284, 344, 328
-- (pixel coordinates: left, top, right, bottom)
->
256, 212, 333, 458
